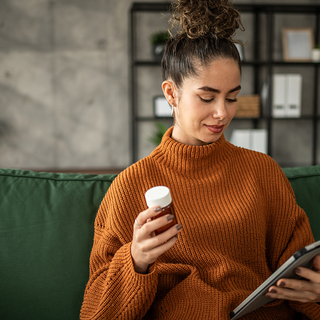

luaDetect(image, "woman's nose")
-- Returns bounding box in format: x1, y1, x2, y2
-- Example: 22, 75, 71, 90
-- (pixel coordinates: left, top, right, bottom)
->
212, 99, 227, 120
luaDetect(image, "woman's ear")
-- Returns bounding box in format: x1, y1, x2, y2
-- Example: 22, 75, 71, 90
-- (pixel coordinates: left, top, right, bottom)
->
162, 80, 176, 107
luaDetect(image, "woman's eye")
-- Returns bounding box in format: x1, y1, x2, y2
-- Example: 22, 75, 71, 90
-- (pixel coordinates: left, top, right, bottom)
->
200, 96, 237, 103
200, 97, 214, 103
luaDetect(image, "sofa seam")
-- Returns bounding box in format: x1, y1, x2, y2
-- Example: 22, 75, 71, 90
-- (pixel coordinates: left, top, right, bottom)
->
286, 173, 320, 180
0, 173, 117, 183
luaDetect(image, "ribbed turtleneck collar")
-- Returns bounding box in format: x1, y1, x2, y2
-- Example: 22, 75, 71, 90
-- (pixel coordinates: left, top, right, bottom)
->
150, 127, 234, 174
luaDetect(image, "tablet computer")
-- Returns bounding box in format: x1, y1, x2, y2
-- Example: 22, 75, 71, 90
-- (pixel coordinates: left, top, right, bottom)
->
230, 240, 320, 319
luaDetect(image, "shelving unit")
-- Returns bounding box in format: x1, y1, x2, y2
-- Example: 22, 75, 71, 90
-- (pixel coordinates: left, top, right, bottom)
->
129, 3, 320, 166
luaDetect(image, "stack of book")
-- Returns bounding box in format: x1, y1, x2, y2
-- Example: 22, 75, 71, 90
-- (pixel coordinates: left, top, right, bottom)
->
235, 95, 260, 118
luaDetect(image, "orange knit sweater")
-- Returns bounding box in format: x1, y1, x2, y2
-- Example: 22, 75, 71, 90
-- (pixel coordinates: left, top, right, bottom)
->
80, 127, 319, 320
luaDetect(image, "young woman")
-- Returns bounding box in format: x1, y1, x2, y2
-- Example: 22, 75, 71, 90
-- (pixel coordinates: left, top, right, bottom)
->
80, 0, 320, 318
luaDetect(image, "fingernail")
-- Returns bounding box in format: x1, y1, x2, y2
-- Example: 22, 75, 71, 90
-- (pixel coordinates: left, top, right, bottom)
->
176, 224, 182, 231
269, 289, 277, 293
279, 281, 285, 287
295, 267, 301, 274
154, 207, 161, 212
167, 214, 174, 221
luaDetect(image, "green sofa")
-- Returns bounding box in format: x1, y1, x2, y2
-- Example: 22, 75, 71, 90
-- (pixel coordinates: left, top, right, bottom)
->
0, 166, 319, 319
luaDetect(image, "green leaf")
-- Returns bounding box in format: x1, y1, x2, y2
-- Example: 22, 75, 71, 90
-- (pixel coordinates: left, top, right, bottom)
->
148, 122, 168, 145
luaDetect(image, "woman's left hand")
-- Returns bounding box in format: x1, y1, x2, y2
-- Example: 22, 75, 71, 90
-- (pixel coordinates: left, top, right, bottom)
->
265, 255, 320, 303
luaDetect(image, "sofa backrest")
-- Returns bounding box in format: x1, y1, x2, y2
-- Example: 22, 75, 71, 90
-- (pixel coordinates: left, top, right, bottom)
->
282, 165, 320, 242
0, 169, 116, 320
0, 166, 319, 319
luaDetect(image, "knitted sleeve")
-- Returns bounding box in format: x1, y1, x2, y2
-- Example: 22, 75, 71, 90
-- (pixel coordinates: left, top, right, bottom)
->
261, 159, 314, 271
80, 177, 159, 320
259, 157, 320, 318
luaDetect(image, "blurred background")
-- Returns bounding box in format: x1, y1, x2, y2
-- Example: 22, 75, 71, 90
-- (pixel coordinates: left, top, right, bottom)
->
0, 0, 319, 173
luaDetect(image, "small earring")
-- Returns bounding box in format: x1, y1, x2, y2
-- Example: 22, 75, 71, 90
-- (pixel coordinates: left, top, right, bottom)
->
171, 104, 174, 117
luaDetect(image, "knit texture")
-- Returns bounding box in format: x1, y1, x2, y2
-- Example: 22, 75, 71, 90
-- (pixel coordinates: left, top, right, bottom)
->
80, 127, 319, 319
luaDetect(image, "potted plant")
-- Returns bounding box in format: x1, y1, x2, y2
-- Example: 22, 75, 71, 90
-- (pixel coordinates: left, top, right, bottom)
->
312, 44, 320, 62
150, 31, 170, 61
149, 122, 168, 146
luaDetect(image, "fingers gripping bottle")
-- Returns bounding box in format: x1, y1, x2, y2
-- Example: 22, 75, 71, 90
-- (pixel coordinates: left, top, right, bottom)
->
145, 186, 177, 235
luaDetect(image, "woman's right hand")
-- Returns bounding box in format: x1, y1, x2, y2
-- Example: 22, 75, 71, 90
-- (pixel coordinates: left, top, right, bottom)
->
131, 206, 182, 274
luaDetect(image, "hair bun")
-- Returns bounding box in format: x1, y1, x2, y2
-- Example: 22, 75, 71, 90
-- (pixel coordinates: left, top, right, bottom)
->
171, 0, 243, 40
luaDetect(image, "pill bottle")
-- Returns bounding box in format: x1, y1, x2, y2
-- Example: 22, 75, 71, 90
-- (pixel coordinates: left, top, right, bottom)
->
145, 186, 177, 235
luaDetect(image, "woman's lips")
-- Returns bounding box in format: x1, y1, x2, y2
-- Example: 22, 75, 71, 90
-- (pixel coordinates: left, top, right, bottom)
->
205, 125, 225, 133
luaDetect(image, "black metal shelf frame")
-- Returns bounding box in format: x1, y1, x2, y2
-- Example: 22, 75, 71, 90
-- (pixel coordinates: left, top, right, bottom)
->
130, 3, 320, 165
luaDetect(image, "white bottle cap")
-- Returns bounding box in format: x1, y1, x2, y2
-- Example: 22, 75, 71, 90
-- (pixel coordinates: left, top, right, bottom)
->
145, 186, 172, 208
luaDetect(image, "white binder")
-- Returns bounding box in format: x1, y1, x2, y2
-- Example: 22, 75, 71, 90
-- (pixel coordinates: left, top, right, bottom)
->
272, 74, 286, 118
285, 74, 302, 118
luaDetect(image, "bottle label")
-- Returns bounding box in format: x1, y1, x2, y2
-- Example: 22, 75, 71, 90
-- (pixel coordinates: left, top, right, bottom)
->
152, 203, 176, 235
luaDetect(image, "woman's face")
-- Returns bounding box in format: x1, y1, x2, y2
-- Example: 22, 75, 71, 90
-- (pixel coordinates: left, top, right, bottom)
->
170, 58, 241, 146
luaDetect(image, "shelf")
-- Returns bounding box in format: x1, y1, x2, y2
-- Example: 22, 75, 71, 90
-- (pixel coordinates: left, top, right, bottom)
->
137, 116, 320, 122
130, 2, 320, 165
130, 3, 320, 14
271, 61, 320, 66
134, 60, 266, 67
239, 61, 319, 66
131, 2, 171, 12
133, 60, 161, 67
265, 116, 319, 120
133, 60, 320, 67
236, 4, 320, 14
136, 116, 173, 121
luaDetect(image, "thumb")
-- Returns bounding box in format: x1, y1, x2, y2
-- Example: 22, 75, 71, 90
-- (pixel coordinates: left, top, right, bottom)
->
313, 255, 320, 272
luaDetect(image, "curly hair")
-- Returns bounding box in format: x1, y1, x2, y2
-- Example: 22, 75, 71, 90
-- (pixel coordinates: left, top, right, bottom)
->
161, 0, 244, 88
171, 0, 243, 40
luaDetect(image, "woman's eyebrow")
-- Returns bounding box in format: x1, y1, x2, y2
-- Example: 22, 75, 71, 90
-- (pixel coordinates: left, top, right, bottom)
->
197, 85, 241, 93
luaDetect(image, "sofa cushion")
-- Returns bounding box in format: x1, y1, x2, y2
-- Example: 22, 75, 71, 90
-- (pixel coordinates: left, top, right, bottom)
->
282, 165, 320, 241
0, 169, 116, 320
